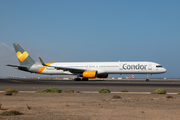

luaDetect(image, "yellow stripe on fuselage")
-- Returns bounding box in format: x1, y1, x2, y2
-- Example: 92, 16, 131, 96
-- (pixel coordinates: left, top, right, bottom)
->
46, 62, 55, 66
37, 66, 46, 73
37, 62, 55, 73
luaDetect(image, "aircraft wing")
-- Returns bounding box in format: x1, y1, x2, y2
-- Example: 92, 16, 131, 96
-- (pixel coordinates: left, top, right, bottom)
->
39, 57, 88, 74
50, 65, 86, 74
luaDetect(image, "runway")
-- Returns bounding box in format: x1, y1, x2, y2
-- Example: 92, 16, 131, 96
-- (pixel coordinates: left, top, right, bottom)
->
0, 78, 180, 93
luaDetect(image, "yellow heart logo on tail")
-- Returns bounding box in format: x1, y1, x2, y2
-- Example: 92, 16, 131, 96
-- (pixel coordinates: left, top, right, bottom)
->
16, 51, 29, 62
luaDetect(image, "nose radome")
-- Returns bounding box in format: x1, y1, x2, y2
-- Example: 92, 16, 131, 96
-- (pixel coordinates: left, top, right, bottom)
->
163, 68, 167, 73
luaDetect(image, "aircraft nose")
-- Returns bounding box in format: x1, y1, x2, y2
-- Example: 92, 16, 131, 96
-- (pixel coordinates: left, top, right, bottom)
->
163, 68, 167, 73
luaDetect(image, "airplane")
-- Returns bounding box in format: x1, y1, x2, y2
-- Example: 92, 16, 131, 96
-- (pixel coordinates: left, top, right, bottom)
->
6, 43, 166, 81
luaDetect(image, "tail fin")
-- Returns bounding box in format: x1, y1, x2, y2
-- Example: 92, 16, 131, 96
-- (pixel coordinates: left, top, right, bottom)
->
13, 43, 36, 67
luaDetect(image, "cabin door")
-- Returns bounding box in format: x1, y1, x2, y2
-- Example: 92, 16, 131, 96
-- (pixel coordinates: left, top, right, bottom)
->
148, 64, 152, 70
119, 63, 123, 70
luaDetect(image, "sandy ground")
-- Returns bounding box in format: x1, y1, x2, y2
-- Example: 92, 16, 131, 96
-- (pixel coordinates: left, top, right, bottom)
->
0, 93, 180, 120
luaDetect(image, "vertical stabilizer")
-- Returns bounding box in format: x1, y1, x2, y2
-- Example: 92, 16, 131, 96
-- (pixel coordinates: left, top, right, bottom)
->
13, 43, 36, 67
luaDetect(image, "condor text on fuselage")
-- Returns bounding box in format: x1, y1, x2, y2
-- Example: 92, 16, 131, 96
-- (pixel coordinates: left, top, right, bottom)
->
123, 63, 147, 70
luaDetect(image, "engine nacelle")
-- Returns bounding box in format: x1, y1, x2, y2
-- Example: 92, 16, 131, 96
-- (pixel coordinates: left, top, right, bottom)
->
82, 71, 97, 78
97, 74, 108, 78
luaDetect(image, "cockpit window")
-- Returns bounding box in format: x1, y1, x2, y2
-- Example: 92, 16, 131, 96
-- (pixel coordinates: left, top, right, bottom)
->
156, 65, 162, 68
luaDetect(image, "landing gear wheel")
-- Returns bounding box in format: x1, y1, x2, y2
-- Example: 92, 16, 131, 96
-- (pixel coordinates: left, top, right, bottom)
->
82, 78, 88, 81
146, 74, 151, 82
74, 78, 81, 81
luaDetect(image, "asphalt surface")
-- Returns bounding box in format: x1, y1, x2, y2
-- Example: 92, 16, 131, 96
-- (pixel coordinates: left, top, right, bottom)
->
0, 78, 180, 93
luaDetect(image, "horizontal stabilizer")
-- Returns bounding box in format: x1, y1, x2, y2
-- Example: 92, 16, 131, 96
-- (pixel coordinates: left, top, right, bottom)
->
6, 64, 29, 71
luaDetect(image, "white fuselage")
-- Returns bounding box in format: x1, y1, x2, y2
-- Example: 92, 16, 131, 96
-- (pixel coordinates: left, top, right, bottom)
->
29, 61, 166, 75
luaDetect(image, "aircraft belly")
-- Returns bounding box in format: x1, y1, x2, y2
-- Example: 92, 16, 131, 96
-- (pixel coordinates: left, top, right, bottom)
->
117, 70, 148, 74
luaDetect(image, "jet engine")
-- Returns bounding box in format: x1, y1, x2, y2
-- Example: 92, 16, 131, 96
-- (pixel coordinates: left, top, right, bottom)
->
82, 71, 97, 78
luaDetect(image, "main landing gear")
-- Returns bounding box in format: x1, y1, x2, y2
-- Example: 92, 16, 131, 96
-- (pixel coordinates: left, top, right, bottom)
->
82, 78, 89, 81
146, 74, 151, 82
74, 75, 89, 81
74, 78, 81, 81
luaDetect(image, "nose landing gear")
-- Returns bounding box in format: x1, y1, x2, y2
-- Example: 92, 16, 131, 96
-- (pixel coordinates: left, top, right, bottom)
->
146, 74, 151, 82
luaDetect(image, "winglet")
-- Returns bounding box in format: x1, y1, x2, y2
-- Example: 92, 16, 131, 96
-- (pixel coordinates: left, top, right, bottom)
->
39, 57, 47, 66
